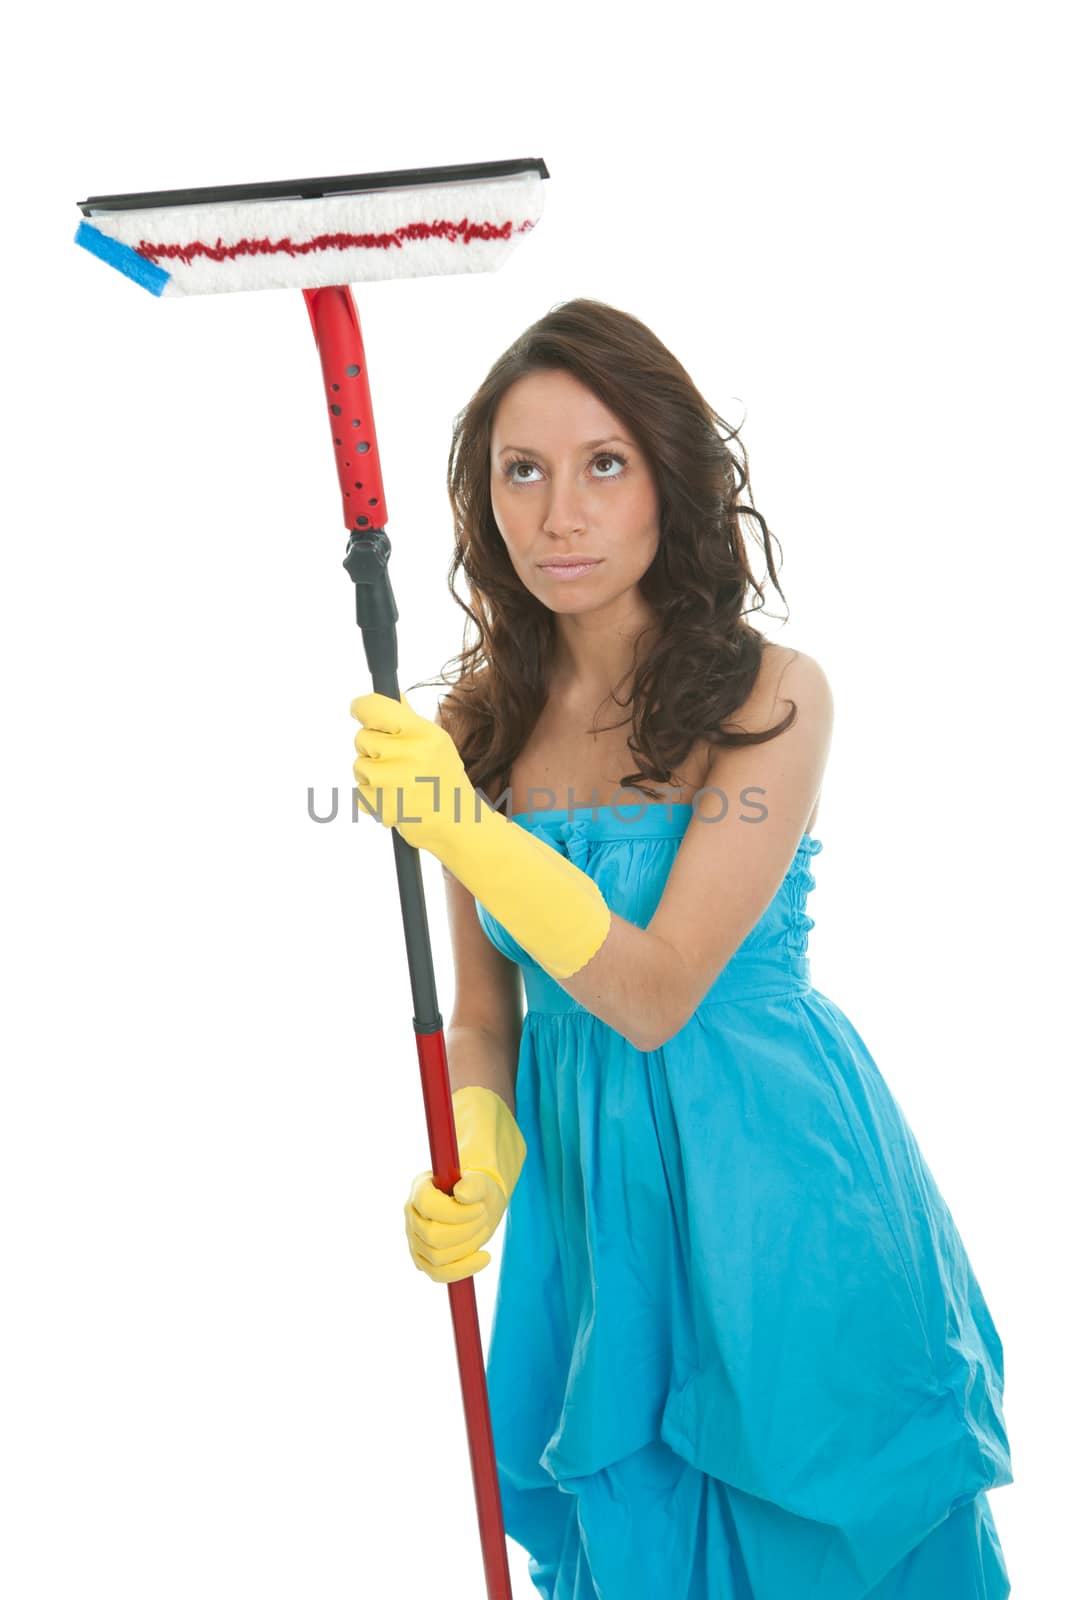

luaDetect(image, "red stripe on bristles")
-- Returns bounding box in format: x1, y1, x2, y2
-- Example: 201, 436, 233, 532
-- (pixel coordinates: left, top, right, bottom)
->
138, 215, 536, 268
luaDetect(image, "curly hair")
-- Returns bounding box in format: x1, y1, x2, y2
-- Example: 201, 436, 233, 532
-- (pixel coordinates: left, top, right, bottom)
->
409, 297, 796, 805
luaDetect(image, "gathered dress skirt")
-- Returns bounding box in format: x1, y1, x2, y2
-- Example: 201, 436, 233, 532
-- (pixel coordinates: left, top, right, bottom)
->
474, 805, 1013, 1598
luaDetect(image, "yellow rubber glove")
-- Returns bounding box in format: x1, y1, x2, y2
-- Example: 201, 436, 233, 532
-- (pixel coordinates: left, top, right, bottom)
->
405, 1085, 527, 1283
350, 691, 611, 981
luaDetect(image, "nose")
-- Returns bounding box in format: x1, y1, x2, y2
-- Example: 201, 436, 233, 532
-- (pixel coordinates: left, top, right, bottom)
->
542, 478, 585, 538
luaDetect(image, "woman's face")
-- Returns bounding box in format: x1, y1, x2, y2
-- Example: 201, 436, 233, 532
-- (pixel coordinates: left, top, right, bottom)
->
489, 369, 661, 614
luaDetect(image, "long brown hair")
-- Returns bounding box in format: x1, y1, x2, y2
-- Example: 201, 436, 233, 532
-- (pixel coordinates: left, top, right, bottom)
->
410, 297, 796, 805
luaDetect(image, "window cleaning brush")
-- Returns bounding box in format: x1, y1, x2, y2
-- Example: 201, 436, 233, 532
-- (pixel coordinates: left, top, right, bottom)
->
74, 155, 551, 1600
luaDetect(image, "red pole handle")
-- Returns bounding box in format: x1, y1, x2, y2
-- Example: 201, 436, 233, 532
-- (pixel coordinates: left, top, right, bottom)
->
303, 287, 389, 534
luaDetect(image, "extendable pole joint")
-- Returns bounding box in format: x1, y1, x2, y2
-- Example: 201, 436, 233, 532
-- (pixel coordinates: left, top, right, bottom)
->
344, 529, 399, 683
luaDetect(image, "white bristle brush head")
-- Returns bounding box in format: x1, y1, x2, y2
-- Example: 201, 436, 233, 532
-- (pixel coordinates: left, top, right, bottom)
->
77, 170, 546, 297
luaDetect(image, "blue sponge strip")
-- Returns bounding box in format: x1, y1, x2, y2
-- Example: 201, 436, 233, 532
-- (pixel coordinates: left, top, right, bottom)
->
74, 221, 171, 296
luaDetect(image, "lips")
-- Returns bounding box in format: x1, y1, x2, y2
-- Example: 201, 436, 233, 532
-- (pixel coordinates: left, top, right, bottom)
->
538, 558, 603, 568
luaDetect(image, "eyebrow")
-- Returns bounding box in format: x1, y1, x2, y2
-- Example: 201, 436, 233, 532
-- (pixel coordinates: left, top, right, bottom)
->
496, 435, 632, 457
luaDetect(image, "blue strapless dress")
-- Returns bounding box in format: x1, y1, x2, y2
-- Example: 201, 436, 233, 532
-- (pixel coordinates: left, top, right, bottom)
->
475, 804, 1013, 1599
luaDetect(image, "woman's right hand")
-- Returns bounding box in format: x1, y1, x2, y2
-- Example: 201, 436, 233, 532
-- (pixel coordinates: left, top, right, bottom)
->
405, 1166, 507, 1282
404, 1085, 527, 1284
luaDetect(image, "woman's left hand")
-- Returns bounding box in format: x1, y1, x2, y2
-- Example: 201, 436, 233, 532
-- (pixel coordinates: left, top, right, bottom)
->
352, 689, 613, 983
350, 690, 479, 853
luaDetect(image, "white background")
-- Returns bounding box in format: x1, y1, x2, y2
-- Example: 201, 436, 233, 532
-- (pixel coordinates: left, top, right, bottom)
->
3, 2, 1060, 1594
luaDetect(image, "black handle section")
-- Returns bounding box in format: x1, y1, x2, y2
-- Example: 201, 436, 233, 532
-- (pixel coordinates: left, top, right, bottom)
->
345, 527, 443, 1035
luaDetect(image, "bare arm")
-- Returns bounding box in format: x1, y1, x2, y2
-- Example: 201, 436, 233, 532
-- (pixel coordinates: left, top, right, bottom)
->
557, 650, 834, 1050
445, 1024, 520, 1118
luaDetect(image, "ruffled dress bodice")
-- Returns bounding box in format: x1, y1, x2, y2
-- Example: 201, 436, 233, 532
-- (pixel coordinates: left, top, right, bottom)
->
475, 802, 822, 1014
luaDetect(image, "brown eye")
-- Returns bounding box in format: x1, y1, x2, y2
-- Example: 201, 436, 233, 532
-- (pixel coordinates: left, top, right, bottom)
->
503, 458, 543, 483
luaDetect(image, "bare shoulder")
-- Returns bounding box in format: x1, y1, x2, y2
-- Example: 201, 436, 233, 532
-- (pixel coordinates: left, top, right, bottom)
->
699, 643, 834, 830
732, 642, 834, 735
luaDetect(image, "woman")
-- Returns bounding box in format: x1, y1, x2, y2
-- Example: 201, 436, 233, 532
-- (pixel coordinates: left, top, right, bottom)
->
350, 300, 1013, 1598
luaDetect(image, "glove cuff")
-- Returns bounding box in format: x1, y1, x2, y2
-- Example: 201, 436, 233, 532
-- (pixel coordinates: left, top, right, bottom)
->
439, 808, 612, 981
451, 1084, 527, 1198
